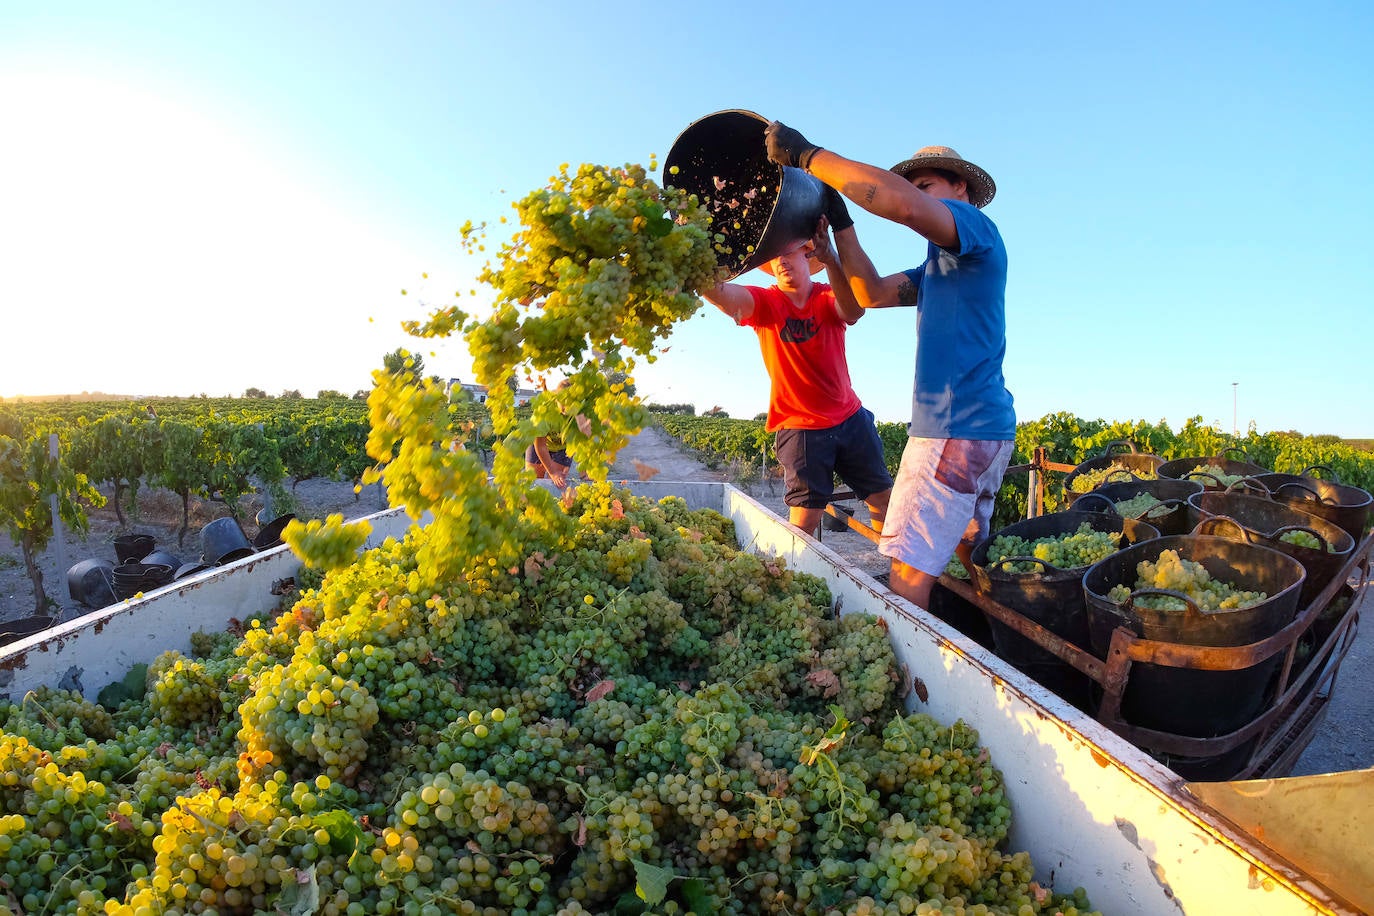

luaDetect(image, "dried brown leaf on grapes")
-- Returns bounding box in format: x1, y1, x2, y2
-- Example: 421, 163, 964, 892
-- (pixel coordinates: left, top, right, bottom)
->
585, 679, 616, 703
805, 668, 842, 697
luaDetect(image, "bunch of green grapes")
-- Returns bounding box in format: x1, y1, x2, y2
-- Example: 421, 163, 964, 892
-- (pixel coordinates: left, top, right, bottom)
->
1278, 529, 1330, 552
1107, 549, 1267, 611
1187, 464, 1248, 487
282, 513, 373, 571
1070, 461, 1155, 492
1113, 491, 1170, 519
987, 521, 1120, 573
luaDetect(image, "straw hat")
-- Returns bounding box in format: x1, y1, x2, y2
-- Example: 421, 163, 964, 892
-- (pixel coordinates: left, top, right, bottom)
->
759, 242, 825, 276
890, 146, 996, 208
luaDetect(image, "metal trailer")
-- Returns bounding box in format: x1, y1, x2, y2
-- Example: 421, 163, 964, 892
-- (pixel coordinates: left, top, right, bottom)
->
0, 482, 1364, 915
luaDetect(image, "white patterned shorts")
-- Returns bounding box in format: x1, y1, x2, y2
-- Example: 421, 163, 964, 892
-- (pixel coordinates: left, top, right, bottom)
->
878, 437, 1014, 575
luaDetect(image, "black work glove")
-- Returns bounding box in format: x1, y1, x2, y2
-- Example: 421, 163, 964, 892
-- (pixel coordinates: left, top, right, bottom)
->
765, 120, 821, 170
824, 185, 854, 232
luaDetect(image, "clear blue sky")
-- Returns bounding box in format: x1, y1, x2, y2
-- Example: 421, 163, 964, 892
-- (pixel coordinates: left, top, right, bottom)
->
3, 2, 1371, 438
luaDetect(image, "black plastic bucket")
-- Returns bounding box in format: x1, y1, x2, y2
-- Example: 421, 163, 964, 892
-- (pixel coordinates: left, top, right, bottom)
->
1157, 455, 1269, 490
821, 505, 852, 533
1149, 736, 1262, 782
927, 580, 995, 650
1082, 534, 1305, 737
174, 562, 213, 581
1186, 492, 1355, 608
663, 109, 825, 280
1250, 472, 1372, 539
67, 558, 117, 610
970, 510, 1160, 705
1072, 477, 1204, 536
253, 513, 296, 550
1062, 446, 1163, 503
201, 517, 255, 566
0, 615, 56, 648
141, 549, 183, 571
113, 533, 155, 564
111, 561, 175, 600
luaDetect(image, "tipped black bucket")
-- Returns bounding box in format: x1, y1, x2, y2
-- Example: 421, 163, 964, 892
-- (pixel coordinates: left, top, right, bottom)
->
0, 616, 56, 648
67, 558, 117, 610
663, 109, 825, 279
201, 517, 255, 566
113, 533, 155, 564
253, 513, 296, 550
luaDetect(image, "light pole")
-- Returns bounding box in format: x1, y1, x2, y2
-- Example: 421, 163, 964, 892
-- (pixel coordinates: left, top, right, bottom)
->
1232, 382, 1238, 436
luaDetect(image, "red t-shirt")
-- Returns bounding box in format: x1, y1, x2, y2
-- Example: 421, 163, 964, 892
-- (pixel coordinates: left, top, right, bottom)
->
740, 283, 862, 432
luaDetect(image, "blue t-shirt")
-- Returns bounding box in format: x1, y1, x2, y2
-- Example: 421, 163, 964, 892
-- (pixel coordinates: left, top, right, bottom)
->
902, 200, 1015, 440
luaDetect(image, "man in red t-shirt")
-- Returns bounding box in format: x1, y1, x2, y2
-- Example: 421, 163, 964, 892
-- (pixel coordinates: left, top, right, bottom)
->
702, 223, 892, 536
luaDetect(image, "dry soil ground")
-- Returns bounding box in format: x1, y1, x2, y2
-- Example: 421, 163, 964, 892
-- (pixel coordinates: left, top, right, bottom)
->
0, 425, 1366, 776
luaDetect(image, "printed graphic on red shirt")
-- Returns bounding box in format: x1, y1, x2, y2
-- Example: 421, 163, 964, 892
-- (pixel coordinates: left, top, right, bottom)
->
781, 316, 819, 344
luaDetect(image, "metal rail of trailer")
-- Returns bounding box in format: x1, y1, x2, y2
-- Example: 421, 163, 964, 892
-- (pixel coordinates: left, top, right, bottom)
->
0, 481, 1365, 914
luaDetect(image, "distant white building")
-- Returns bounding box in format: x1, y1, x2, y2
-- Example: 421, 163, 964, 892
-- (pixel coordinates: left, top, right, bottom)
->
448, 379, 538, 406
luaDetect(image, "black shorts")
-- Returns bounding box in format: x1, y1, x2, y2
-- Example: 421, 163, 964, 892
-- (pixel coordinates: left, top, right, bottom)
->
774, 407, 894, 508
524, 444, 572, 468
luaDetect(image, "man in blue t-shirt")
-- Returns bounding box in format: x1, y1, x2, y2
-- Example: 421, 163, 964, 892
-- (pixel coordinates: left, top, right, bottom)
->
766, 126, 1015, 611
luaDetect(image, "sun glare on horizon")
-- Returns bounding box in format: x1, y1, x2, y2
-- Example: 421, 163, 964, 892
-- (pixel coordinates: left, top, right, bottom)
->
0, 64, 448, 401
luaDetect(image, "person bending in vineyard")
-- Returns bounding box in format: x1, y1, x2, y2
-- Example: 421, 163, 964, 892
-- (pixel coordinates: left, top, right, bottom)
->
525, 379, 577, 488
525, 434, 574, 489
701, 222, 892, 538
766, 126, 1015, 610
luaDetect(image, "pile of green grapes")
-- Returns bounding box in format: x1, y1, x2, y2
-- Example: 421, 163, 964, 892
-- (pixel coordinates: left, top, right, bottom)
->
1106, 549, 1267, 611
1277, 528, 1331, 552
1185, 465, 1250, 488
0, 484, 1097, 915
1068, 462, 1154, 493
1110, 492, 1169, 520
985, 522, 1121, 574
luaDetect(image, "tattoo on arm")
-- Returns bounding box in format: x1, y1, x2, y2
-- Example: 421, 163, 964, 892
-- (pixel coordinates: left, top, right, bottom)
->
862, 184, 877, 205
897, 277, 918, 305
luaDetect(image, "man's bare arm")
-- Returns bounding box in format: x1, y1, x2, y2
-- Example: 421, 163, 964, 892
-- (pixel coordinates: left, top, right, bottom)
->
700, 282, 755, 322
808, 150, 960, 251
832, 226, 920, 309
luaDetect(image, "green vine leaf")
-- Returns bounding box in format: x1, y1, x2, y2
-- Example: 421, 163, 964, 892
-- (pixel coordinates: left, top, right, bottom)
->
632, 858, 674, 905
